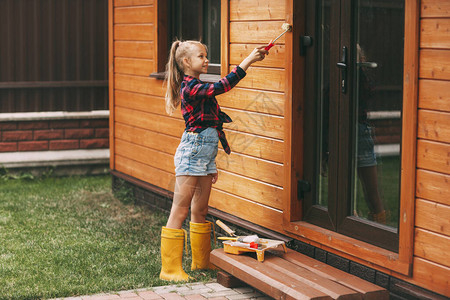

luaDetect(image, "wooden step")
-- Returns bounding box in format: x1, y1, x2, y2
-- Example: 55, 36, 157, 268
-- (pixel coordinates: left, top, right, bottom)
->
210, 248, 389, 300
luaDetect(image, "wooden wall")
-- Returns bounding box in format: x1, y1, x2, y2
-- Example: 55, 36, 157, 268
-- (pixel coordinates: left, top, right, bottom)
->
109, 0, 449, 296
410, 0, 450, 296
110, 0, 177, 194
110, 0, 287, 233
209, 0, 287, 232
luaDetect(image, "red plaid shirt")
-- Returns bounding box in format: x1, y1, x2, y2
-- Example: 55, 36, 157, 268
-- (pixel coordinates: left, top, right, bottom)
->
180, 66, 246, 154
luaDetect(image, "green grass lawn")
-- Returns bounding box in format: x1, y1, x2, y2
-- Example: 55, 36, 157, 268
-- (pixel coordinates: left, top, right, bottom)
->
0, 175, 215, 300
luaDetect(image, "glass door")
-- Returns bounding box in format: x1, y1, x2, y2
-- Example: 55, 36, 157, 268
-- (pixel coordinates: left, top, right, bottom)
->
302, 0, 404, 251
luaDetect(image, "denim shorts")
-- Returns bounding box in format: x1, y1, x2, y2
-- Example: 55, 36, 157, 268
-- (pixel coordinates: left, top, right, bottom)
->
357, 123, 377, 168
174, 128, 219, 176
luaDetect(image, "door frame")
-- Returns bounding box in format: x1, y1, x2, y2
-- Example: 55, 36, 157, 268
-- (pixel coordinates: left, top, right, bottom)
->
301, 0, 399, 252
302, 0, 340, 231
283, 0, 419, 276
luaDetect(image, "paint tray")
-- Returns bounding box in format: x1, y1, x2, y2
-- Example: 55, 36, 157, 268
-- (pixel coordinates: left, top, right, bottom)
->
222, 238, 287, 262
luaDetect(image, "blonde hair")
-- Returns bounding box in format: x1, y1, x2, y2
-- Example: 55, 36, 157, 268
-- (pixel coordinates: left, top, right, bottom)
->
164, 40, 206, 115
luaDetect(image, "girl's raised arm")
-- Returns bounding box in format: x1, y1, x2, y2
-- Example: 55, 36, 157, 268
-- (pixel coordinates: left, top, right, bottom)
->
183, 46, 268, 101
239, 45, 268, 71
183, 66, 246, 100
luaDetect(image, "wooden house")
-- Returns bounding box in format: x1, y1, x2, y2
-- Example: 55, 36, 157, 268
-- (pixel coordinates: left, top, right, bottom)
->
108, 0, 449, 298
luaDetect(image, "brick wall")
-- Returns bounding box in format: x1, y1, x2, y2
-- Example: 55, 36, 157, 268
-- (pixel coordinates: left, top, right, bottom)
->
0, 118, 109, 153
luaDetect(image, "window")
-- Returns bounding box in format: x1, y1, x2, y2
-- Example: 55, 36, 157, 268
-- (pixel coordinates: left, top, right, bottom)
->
167, 0, 221, 74
301, 0, 405, 252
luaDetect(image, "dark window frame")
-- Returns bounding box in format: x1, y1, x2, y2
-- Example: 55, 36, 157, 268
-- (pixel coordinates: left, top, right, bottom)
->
151, 0, 221, 80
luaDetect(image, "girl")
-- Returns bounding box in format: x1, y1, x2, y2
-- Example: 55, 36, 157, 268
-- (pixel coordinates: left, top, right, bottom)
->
160, 40, 268, 281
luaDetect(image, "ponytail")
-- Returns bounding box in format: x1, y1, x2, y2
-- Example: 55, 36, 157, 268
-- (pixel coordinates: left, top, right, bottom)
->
165, 40, 183, 115
164, 40, 206, 115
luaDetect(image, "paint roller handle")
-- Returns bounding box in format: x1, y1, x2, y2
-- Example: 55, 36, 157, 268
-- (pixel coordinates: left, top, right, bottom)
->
264, 42, 274, 51
216, 220, 236, 236
264, 24, 292, 52
218, 236, 238, 241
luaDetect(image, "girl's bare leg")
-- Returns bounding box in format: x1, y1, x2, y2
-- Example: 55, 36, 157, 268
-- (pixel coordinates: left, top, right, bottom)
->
166, 176, 198, 229
358, 166, 384, 213
190, 175, 213, 223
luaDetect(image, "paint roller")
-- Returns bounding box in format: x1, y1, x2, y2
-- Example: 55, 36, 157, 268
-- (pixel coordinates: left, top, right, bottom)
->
265, 23, 292, 51
216, 220, 260, 244
217, 235, 260, 243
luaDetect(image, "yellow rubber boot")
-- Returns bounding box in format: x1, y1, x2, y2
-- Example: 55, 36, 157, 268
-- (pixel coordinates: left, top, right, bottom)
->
368, 210, 387, 224
159, 227, 190, 281
190, 221, 216, 270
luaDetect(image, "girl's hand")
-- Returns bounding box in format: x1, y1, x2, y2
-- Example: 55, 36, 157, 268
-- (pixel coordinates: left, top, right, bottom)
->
211, 173, 218, 184
239, 46, 269, 71
248, 45, 269, 63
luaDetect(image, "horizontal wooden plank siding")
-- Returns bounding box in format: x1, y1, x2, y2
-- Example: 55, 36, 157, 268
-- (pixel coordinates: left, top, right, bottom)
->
216, 151, 284, 186
114, 58, 154, 76
219, 88, 285, 116
230, 21, 286, 44
230, 44, 286, 68
115, 122, 179, 154
209, 189, 284, 233
207, 0, 288, 238
415, 199, 450, 235
418, 110, 450, 144
115, 90, 169, 115
114, 0, 153, 7
420, 18, 450, 49
412, 3, 450, 296
419, 50, 450, 80
213, 170, 284, 210
114, 41, 154, 58
414, 228, 450, 267
224, 108, 284, 139
115, 138, 173, 173
115, 74, 165, 96
115, 155, 175, 192
416, 139, 450, 174
231, 67, 285, 92
412, 258, 450, 296
416, 169, 450, 206
421, 0, 450, 18
418, 79, 450, 112
229, 0, 285, 21
223, 130, 284, 163
114, 24, 154, 41
115, 106, 184, 137
114, 6, 154, 24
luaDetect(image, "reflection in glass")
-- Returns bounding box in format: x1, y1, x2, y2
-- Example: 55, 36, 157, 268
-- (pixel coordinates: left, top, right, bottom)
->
351, 0, 404, 228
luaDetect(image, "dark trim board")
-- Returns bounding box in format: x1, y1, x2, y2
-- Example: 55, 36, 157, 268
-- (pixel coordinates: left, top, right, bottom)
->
110, 170, 447, 300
